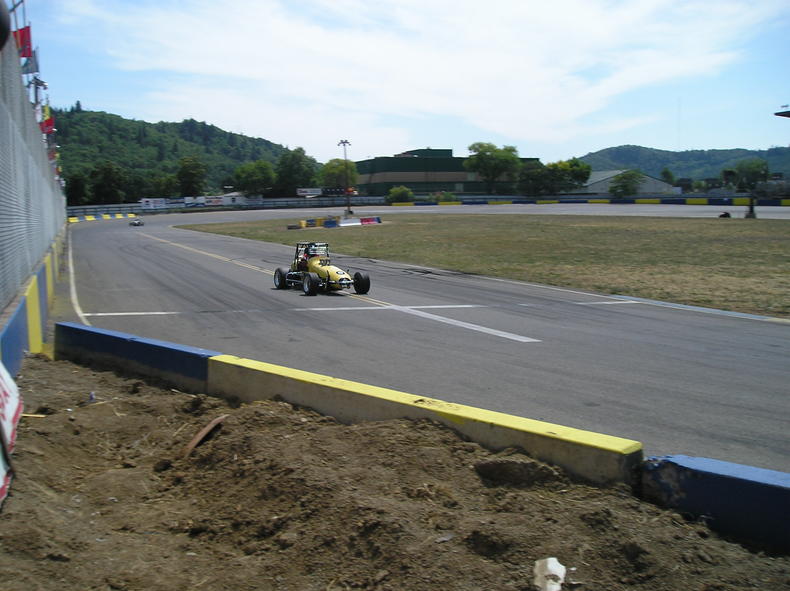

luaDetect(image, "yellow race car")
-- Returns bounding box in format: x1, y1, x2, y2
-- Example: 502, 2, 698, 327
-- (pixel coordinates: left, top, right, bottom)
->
273, 242, 370, 296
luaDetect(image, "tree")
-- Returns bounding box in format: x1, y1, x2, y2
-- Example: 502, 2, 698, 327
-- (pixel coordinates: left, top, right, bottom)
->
608, 170, 644, 199
463, 142, 523, 194
519, 158, 590, 195
734, 158, 769, 190
177, 156, 207, 196
89, 160, 126, 204
660, 167, 675, 185
733, 158, 769, 218
320, 158, 358, 189
64, 172, 90, 205
273, 147, 318, 197
546, 158, 591, 193
123, 170, 153, 202
152, 174, 179, 197
234, 160, 276, 196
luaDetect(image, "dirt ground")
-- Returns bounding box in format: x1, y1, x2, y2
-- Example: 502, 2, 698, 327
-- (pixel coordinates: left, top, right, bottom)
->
1, 355, 788, 591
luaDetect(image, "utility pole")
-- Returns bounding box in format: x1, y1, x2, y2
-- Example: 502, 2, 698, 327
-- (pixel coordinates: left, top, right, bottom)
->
338, 139, 352, 217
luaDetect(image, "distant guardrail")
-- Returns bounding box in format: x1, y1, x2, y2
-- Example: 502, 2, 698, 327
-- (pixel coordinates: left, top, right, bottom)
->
66, 194, 789, 219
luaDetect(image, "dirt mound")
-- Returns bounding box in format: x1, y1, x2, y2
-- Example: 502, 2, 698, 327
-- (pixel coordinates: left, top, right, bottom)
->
1, 355, 788, 590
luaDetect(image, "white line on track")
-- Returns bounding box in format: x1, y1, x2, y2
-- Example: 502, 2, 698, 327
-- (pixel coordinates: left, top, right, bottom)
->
84, 312, 181, 317
68, 230, 90, 325
291, 304, 484, 312
390, 305, 541, 343
291, 302, 540, 342
575, 300, 638, 305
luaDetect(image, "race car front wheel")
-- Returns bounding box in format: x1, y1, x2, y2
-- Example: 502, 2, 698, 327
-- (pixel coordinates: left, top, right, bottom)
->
302, 273, 319, 296
353, 272, 370, 295
274, 267, 290, 289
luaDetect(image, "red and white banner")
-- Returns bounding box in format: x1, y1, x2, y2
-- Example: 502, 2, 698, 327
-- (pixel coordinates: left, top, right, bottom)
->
0, 361, 22, 505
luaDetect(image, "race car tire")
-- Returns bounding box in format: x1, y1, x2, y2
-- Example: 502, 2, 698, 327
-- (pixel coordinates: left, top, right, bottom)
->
353, 272, 370, 295
274, 267, 290, 289
303, 273, 319, 296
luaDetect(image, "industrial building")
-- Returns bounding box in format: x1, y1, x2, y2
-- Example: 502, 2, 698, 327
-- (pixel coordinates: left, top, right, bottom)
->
579, 170, 677, 195
355, 148, 539, 196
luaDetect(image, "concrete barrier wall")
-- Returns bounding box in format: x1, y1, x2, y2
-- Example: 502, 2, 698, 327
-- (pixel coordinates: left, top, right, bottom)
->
52, 322, 642, 486
68, 213, 138, 223
0, 243, 62, 377
207, 354, 642, 486
41, 322, 790, 551
643, 455, 790, 553
54, 322, 222, 394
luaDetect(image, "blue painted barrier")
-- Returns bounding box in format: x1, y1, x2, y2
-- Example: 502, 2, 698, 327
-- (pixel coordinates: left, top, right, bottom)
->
0, 303, 29, 377
54, 322, 222, 393
643, 455, 790, 552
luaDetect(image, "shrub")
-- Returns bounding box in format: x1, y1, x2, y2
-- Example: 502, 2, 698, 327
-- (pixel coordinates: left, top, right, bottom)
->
386, 185, 414, 204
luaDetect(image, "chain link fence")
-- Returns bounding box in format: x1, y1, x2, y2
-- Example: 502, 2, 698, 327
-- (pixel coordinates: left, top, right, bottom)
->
0, 39, 66, 312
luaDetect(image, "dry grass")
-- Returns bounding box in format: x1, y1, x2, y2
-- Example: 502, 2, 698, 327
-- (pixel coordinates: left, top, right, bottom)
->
179, 214, 790, 318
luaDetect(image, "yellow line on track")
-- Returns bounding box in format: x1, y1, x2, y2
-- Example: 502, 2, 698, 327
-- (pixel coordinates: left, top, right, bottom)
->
142, 233, 274, 275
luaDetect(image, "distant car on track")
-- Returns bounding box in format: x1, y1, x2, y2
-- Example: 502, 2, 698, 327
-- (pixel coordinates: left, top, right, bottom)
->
129, 218, 144, 226
273, 242, 370, 296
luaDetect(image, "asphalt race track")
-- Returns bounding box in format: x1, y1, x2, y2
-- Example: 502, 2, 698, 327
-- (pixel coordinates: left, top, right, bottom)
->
61, 205, 790, 472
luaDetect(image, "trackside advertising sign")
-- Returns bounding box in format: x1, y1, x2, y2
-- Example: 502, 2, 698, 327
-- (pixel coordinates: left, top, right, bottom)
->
0, 361, 22, 506
297, 188, 322, 197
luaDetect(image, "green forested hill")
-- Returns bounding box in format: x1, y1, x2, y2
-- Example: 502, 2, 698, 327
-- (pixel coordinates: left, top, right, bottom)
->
54, 105, 290, 203
579, 144, 790, 179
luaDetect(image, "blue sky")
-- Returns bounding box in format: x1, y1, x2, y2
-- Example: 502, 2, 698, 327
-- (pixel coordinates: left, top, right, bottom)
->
11, 0, 790, 164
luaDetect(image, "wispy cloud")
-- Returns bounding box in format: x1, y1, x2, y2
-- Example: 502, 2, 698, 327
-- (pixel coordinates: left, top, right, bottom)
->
46, 0, 789, 161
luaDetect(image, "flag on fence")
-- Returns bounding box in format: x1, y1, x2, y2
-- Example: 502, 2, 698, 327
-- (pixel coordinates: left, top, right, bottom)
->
39, 103, 55, 134
12, 26, 32, 58
21, 49, 38, 74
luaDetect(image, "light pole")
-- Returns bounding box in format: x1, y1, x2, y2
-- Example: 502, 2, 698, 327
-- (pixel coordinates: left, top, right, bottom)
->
338, 139, 352, 217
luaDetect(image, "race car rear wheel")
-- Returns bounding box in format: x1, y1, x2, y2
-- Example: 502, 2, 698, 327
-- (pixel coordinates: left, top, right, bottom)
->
274, 267, 290, 289
302, 272, 319, 296
353, 272, 370, 295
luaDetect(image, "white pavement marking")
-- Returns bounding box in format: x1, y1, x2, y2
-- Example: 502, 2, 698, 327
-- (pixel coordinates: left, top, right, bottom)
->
68, 231, 90, 325
291, 304, 485, 312
575, 300, 638, 305
84, 312, 181, 317
390, 305, 541, 343
609, 295, 790, 322
293, 303, 540, 342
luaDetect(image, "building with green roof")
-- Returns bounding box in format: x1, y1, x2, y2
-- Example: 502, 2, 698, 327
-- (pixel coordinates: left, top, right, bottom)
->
355, 148, 539, 196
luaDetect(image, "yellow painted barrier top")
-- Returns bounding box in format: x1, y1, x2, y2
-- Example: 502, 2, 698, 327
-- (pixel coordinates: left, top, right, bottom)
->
210, 354, 642, 456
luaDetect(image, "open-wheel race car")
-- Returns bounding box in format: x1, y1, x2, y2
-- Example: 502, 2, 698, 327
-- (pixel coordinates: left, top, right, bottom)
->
273, 242, 370, 296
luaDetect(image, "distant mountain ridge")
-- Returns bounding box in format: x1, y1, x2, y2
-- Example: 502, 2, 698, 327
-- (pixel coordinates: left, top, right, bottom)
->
579, 144, 790, 180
